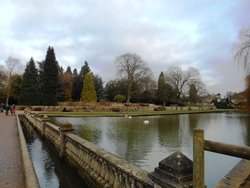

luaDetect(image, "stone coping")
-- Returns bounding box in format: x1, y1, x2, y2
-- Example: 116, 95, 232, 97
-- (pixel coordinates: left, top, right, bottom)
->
16, 115, 40, 188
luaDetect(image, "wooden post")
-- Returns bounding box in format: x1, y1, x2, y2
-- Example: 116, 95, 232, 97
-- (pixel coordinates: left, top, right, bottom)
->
193, 129, 205, 188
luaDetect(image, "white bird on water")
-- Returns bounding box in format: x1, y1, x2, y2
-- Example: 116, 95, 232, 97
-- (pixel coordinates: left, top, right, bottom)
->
143, 120, 149, 124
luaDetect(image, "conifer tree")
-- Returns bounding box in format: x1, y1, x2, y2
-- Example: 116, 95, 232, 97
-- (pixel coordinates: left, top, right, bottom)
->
157, 71, 166, 106
72, 69, 82, 101
189, 84, 198, 105
72, 61, 91, 101
19, 57, 40, 105
93, 74, 104, 101
43, 46, 59, 105
80, 72, 97, 103
63, 66, 73, 101
57, 66, 65, 102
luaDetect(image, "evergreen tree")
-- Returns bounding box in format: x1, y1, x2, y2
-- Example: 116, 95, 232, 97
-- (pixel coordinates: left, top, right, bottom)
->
80, 72, 97, 103
19, 57, 40, 105
157, 71, 166, 106
43, 46, 59, 105
63, 66, 73, 101
189, 84, 198, 105
72, 61, 90, 101
9, 74, 23, 104
57, 66, 65, 102
80, 61, 90, 90
93, 74, 104, 101
72, 69, 82, 101
80, 61, 90, 79
37, 61, 45, 104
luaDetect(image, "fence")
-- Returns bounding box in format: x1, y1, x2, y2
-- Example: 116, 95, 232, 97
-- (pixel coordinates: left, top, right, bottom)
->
193, 129, 250, 188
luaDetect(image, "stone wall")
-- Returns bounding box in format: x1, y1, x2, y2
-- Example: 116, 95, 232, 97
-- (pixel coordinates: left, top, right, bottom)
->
17, 102, 215, 112
22, 111, 154, 188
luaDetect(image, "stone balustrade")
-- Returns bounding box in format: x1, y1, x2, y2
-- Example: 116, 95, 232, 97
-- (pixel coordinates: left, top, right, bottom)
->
22, 111, 155, 188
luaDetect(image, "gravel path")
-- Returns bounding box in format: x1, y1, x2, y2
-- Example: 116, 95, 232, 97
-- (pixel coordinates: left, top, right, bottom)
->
0, 112, 24, 188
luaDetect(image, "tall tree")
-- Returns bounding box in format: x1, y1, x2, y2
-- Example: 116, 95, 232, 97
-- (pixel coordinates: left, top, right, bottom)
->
80, 72, 97, 103
63, 66, 73, 101
165, 66, 200, 100
93, 74, 104, 101
157, 72, 167, 106
9, 74, 23, 104
19, 58, 40, 105
80, 61, 91, 79
4, 57, 23, 105
104, 79, 127, 101
235, 29, 250, 112
43, 46, 59, 105
37, 61, 45, 104
72, 61, 91, 101
114, 53, 151, 103
57, 66, 65, 102
189, 84, 198, 105
0, 65, 8, 103
235, 29, 250, 71
72, 69, 82, 101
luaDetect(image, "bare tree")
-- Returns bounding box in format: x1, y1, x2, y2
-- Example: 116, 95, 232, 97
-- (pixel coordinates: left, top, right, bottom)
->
235, 29, 250, 72
165, 66, 200, 99
235, 29, 250, 112
0, 65, 7, 87
114, 53, 152, 103
4, 56, 23, 105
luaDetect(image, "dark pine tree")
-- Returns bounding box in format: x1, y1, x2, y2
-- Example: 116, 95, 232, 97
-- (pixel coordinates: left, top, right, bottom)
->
93, 74, 104, 101
19, 57, 40, 105
37, 60, 45, 105
72, 61, 91, 101
72, 69, 82, 101
157, 71, 167, 106
57, 66, 65, 102
43, 46, 59, 105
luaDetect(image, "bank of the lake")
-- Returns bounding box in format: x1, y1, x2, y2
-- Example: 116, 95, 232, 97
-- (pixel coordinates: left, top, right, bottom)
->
41, 108, 237, 117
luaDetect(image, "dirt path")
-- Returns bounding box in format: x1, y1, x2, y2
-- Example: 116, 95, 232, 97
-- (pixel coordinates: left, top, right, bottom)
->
0, 112, 24, 188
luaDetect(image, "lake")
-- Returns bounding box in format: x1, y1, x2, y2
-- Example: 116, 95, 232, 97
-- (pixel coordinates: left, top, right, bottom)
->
52, 112, 250, 188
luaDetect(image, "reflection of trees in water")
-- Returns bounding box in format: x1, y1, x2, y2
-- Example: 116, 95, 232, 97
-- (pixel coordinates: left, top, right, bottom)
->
236, 113, 250, 146
156, 115, 180, 149
107, 117, 155, 164
21, 120, 88, 188
51, 117, 102, 144
74, 125, 101, 144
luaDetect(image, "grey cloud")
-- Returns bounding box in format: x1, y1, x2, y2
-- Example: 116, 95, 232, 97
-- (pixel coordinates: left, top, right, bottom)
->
0, 0, 248, 93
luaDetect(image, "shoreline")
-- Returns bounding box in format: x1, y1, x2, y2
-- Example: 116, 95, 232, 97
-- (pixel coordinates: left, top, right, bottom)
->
40, 109, 240, 117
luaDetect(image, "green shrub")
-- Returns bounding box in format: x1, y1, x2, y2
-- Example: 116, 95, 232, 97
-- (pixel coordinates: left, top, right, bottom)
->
113, 95, 126, 103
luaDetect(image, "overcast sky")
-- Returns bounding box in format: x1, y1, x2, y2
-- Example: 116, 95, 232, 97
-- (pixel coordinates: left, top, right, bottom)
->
1, 0, 250, 95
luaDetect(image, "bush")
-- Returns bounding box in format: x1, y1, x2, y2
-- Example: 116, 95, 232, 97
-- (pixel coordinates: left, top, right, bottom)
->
113, 95, 126, 103
33, 107, 42, 111
111, 107, 121, 112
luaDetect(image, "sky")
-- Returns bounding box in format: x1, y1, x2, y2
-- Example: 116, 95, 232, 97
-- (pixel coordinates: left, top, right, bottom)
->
0, 0, 250, 95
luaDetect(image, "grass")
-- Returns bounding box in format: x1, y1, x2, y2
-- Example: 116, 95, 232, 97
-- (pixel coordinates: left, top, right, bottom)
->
40, 109, 237, 117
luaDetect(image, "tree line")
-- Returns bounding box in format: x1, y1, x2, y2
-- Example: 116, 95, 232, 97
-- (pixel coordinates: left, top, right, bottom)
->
0, 46, 206, 106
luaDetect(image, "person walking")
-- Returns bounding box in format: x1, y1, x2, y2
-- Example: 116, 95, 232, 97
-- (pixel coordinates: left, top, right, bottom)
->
5, 104, 10, 115
11, 104, 16, 115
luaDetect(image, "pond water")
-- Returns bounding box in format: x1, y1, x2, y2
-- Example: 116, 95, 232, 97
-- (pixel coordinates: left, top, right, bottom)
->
21, 121, 89, 188
52, 112, 250, 188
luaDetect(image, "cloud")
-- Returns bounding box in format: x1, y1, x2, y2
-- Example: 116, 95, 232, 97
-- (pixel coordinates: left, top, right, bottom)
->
0, 0, 249, 94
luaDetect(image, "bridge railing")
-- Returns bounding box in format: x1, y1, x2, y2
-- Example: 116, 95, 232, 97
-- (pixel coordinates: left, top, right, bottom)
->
193, 129, 250, 188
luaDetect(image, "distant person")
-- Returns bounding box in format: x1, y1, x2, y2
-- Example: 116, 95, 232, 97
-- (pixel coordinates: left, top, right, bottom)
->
5, 104, 10, 115
0, 103, 3, 112
11, 104, 16, 115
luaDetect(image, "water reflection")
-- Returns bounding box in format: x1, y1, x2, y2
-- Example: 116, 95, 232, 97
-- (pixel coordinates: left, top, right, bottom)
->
21, 122, 89, 188
52, 112, 250, 188
106, 117, 155, 165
